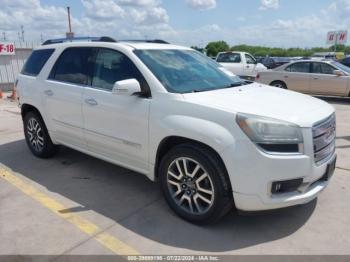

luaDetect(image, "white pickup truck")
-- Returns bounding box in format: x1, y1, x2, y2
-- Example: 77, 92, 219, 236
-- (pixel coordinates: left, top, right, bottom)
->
216, 51, 267, 80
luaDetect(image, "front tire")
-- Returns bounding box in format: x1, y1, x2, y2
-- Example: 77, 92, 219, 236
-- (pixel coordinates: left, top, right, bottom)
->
23, 112, 59, 158
159, 144, 233, 224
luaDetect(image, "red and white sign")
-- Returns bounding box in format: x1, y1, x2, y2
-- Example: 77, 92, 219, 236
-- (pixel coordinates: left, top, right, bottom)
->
327, 31, 348, 45
337, 30, 348, 44
0, 42, 15, 55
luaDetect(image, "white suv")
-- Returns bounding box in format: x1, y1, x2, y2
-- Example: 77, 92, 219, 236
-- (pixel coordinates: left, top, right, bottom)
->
17, 37, 337, 224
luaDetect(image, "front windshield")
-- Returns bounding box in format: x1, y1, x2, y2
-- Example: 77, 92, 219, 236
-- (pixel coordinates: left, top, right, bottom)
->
134, 49, 244, 93
331, 61, 350, 74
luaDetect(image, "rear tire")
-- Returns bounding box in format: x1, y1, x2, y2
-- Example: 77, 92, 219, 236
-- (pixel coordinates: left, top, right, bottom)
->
23, 111, 59, 158
270, 81, 287, 89
159, 144, 233, 224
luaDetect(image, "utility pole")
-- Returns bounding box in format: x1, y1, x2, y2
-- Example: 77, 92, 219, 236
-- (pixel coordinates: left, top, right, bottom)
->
2, 32, 6, 41
66, 6, 74, 39
21, 25, 24, 42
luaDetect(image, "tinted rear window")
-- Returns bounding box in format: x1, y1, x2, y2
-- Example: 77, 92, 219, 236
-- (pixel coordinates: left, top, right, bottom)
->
217, 53, 241, 63
21, 49, 55, 76
49, 47, 95, 85
285, 62, 311, 73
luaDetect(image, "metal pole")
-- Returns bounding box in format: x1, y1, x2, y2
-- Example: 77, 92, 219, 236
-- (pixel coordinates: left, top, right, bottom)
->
67, 7, 72, 33
334, 31, 338, 52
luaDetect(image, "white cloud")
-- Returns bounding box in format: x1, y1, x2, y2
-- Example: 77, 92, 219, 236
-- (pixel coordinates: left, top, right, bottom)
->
81, 0, 125, 20
1, 0, 349, 48
186, 0, 216, 10
259, 0, 279, 10
0, 0, 68, 40
116, 0, 160, 6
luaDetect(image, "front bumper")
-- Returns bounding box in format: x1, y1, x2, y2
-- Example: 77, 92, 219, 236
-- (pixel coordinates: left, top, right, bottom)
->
233, 171, 331, 211
220, 127, 336, 212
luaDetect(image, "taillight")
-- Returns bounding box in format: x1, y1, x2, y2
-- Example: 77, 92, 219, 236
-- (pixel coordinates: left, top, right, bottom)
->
256, 73, 260, 80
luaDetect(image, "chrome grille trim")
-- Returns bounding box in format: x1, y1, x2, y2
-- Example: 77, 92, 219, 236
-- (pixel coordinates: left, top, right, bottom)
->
312, 114, 336, 165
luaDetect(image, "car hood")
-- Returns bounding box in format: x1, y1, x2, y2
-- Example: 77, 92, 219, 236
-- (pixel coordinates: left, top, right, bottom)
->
182, 82, 334, 127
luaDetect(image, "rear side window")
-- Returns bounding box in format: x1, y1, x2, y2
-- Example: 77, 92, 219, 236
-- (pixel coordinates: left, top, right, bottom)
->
217, 53, 241, 63
49, 47, 95, 85
285, 62, 311, 73
21, 49, 55, 76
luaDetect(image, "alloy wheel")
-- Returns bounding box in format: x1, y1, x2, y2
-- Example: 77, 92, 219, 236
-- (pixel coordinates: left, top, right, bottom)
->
27, 118, 44, 153
167, 157, 215, 215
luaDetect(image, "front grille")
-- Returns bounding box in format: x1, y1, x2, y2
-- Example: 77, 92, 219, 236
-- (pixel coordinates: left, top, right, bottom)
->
312, 114, 336, 165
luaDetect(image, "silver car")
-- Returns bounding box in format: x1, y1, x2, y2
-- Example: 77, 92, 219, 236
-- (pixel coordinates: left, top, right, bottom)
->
256, 60, 350, 97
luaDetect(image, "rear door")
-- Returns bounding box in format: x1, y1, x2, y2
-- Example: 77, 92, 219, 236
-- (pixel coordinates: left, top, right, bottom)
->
310, 62, 348, 96
44, 47, 96, 149
283, 62, 311, 93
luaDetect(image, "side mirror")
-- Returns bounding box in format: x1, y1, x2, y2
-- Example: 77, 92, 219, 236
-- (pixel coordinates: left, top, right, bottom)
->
112, 79, 141, 96
334, 70, 345, 77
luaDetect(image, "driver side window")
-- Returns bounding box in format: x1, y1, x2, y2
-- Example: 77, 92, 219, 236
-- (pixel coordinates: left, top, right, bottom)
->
92, 48, 149, 93
245, 54, 256, 64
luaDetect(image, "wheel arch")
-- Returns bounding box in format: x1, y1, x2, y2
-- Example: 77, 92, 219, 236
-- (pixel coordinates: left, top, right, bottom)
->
21, 103, 43, 121
21, 103, 55, 143
154, 136, 231, 190
270, 80, 287, 89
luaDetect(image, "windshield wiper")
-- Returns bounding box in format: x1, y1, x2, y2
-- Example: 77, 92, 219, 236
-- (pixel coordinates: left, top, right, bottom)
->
221, 82, 244, 89
192, 89, 205, 93
190, 82, 245, 93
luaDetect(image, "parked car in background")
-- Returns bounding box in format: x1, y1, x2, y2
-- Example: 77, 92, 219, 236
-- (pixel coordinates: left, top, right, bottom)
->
256, 60, 350, 97
216, 51, 267, 80
340, 56, 350, 67
311, 52, 345, 61
259, 57, 292, 69
17, 37, 336, 224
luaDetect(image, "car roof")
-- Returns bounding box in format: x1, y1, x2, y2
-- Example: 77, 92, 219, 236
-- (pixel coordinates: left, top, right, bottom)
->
287, 59, 335, 64
34, 40, 191, 51
217, 51, 249, 55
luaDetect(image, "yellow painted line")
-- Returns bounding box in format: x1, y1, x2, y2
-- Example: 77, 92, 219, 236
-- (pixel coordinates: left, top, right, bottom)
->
0, 166, 139, 255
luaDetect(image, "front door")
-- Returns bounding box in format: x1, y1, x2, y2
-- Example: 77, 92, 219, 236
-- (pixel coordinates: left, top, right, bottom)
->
310, 62, 348, 96
243, 53, 257, 77
82, 48, 150, 173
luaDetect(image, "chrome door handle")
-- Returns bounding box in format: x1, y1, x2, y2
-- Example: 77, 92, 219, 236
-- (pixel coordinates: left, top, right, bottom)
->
313, 77, 319, 80
85, 98, 98, 106
44, 90, 54, 96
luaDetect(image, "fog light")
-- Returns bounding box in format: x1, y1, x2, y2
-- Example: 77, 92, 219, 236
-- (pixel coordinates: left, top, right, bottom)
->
271, 178, 303, 194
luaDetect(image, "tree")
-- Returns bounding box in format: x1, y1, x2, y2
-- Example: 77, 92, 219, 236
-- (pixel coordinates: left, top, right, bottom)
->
205, 41, 230, 57
191, 46, 205, 53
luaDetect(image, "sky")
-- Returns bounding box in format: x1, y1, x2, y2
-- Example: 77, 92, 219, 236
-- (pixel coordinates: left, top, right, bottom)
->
1, 0, 350, 48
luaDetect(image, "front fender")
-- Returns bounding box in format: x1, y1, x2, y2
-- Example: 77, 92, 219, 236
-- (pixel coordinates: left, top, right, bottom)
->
149, 115, 236, 166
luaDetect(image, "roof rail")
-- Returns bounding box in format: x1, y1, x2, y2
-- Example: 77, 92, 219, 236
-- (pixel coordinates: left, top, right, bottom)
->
42, 36, 117, 45
119, 39, 170, 44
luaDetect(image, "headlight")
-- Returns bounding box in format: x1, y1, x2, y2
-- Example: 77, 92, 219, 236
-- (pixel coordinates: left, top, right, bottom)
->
236, 113, 303, 152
